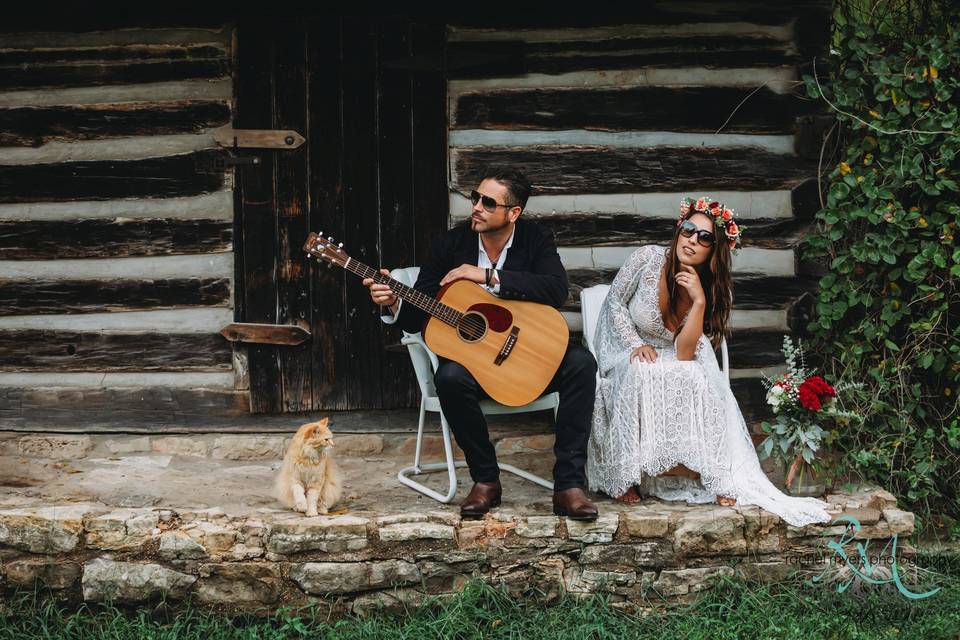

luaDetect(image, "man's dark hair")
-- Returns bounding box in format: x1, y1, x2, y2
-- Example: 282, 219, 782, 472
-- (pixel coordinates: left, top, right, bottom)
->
481, 166, 532, 211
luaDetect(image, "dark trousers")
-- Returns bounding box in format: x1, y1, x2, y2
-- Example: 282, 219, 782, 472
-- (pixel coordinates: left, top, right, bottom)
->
434, 345, 597, 491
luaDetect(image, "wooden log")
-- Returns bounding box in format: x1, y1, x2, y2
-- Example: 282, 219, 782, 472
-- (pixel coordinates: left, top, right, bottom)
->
447, 2, 831, 28
0, 330, 231, 371
447, 37, 799, 79
725, 329, 788, 368
0, 44, 227, 65
0, 59, 229, 90
0, 150, 226, 203
0, 278, 230, 316
731, 377, 774, 424
454, 86, 817, 134
0, 387, 504, 432
532, 214, 813, 250
0, 387, 251, 431
453, 147, 818, 194
219, 322, 311, 346
0, 219, 232, 259
565, 269, 818, 311
0, 101, 231, 147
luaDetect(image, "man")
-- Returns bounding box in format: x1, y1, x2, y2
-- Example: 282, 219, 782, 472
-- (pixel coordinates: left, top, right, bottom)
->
363, 167, 598, 520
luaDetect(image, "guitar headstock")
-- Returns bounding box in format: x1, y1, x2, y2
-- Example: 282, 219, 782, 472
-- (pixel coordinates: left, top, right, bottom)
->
303, 231, 349, 268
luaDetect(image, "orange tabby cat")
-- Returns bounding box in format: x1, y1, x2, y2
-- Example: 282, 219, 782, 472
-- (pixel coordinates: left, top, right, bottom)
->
274, 418, 343, 517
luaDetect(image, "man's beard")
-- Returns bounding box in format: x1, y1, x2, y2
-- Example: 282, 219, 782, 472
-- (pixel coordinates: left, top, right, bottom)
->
471, 215, 511, 234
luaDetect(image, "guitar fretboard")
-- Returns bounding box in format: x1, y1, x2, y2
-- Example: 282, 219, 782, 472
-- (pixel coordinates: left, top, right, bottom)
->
341, 259, 464, 327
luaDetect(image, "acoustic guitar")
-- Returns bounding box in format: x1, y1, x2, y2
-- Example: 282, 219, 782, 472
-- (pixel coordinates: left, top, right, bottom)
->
303, 232, 569, 407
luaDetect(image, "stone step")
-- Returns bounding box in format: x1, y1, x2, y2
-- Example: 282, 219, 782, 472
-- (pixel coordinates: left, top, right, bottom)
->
0, 487, 916, 612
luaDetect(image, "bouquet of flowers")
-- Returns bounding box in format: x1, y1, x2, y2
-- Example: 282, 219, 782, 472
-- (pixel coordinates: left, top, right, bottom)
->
758, 336, 862, 491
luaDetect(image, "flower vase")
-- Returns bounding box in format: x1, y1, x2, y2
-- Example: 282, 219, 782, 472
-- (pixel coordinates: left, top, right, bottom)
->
784, 455, 825, 497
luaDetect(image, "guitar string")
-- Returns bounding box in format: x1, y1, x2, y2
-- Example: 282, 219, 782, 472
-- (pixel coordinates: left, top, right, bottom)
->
340, 259, 489, 338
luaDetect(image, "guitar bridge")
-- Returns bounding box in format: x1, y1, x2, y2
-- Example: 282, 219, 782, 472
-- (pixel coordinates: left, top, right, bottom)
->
494, 327, 520, 366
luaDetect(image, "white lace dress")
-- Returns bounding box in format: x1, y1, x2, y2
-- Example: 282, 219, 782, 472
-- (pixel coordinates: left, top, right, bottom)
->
586, 244, 832, 527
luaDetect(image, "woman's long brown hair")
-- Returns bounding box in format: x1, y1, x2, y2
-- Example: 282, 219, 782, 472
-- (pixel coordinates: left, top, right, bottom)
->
665, 211, 734, 349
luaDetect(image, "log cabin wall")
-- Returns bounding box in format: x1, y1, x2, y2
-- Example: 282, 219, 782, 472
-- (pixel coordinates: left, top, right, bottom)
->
445, 2, 831, 424
0, 25, 251, 428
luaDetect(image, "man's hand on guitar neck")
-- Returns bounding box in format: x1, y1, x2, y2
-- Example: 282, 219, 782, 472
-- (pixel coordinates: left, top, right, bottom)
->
362, 268, 400, 316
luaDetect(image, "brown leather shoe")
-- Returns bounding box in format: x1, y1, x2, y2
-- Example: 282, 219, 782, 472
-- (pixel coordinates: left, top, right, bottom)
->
553, 487, 598, 521
460, 480, 502, 518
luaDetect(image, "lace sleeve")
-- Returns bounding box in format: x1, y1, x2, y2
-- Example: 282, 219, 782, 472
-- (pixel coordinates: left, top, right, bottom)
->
594, 245, 652, 375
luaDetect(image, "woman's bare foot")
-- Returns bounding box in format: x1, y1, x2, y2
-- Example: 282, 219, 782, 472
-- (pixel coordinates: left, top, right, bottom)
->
716, 495, 736, 506
615, 486, 642, 503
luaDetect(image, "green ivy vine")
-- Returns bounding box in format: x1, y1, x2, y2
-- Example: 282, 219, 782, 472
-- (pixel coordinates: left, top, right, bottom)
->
802, 1, 959, 535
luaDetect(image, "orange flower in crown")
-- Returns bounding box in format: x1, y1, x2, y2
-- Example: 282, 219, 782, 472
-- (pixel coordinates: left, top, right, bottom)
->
677, 196, 745, 252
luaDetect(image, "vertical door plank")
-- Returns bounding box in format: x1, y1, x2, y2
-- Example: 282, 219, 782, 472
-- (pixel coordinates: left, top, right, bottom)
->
235, 20, 282, 413
274, 20, 313, 411
376, 18, 420, 409
410, 21, 450, 266
307, 16, 350, 410
339, 17, 385, 409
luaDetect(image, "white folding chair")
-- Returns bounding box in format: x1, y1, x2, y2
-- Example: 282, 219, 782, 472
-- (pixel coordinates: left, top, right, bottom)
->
578, 284, 730, 385
390, 267, 560, 503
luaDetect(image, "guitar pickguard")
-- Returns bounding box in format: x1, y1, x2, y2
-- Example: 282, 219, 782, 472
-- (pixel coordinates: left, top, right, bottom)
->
467, 303, 513, 333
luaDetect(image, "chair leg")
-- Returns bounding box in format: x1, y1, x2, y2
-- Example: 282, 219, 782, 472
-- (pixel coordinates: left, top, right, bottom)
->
396, 409, 465, 504
397, 406, 556, 503
412, 399, 427, 470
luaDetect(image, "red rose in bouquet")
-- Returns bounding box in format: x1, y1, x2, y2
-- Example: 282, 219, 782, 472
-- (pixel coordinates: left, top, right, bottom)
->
797, 375, 836, 412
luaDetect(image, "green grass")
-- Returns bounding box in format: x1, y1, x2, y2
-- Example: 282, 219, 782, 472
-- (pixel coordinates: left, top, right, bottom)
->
1, 572, 958, 640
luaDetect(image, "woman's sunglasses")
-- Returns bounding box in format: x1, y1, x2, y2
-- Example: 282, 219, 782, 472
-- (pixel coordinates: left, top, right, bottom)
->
470, 190, 516, 214
678, 219, 716, 247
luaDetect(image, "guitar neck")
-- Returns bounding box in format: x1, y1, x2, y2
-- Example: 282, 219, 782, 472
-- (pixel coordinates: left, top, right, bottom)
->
340, 258, 462, 326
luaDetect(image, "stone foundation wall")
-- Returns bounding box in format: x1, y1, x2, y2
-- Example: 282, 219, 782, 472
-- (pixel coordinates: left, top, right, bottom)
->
0, 489, 916, 614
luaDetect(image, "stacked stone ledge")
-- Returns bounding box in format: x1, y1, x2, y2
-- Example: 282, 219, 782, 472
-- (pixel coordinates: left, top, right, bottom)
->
0, 488, 917, 613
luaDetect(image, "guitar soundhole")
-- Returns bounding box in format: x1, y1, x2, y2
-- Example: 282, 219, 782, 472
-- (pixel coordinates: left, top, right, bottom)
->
457, 311, 488, 343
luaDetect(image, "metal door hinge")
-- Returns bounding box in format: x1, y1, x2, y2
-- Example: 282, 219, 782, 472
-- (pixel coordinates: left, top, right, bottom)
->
212, 127, 306, 150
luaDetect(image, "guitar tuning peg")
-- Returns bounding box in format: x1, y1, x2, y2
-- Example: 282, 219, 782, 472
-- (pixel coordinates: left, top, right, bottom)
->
338, 243, 343, 249
317, 230, 323, 236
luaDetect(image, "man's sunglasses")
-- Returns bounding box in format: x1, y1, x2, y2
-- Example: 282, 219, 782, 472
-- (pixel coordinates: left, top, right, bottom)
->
470, 190, 517, 213
678, 219, 716, 247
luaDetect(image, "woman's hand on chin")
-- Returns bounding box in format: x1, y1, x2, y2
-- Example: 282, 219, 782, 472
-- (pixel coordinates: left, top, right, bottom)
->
675, 264, 706, 306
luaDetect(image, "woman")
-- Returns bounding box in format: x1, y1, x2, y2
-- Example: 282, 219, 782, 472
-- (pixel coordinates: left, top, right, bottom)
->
586, 197, 831, 527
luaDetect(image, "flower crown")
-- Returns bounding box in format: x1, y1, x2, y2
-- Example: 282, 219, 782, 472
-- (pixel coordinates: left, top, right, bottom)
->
677, 196, 744, 251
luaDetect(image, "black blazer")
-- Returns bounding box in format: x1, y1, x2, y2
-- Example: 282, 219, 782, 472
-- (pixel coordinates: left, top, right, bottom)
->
392, 218, 569, 335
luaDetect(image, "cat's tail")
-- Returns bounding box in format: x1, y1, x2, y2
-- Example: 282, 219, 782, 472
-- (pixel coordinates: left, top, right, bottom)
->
273, 464, 294, 507
320, 459, 343, 510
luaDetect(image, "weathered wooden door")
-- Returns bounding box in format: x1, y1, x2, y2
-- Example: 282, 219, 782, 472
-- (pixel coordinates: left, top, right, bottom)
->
234, 16, 448, 412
